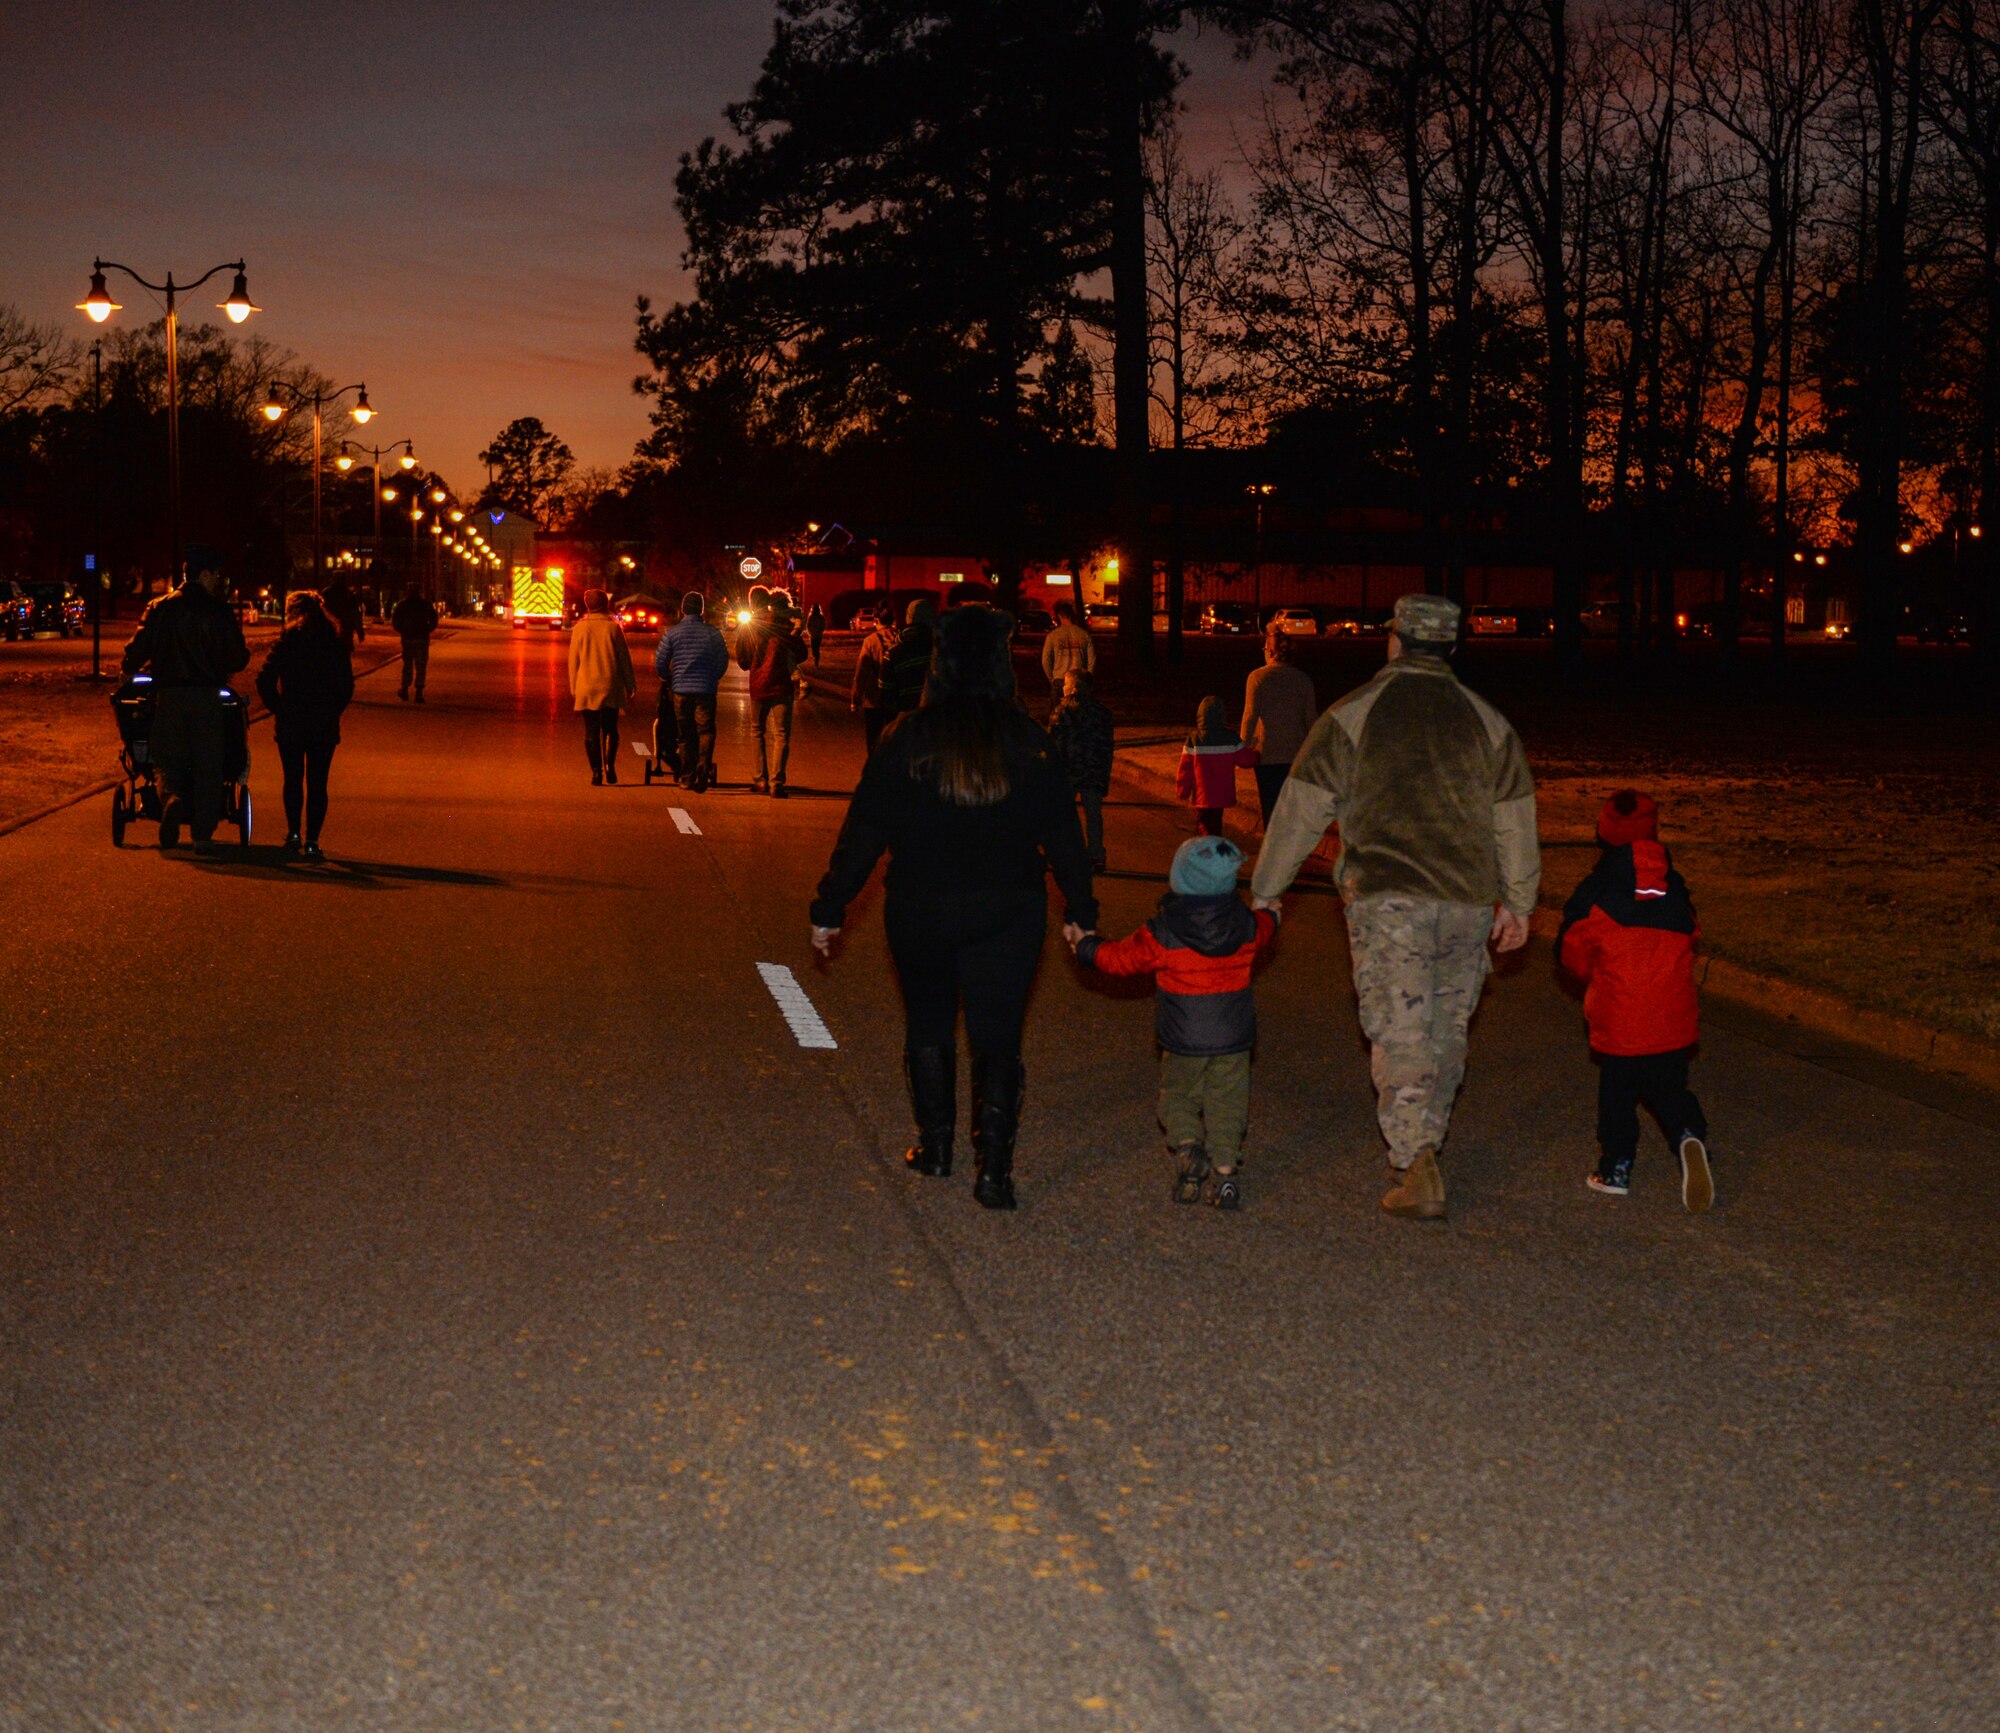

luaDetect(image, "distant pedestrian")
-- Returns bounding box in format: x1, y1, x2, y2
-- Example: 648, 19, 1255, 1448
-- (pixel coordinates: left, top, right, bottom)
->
1073, 836, 1278, 1209
735, 587, 806, 796
1174, 696, 1258, 836
121, 544, 250, 855
806, 602, 827, 666
568, 588, 636, 786
1049, 668, 1114, 871
390, 584, 439, 703
255, 590, 354, 861
880, 595, 935, 717
850, 606, 898, 755
656, 590, 730, 791
1240, 630, 1318, 826
811, 605, 1097, 1211
1039, 600, 1095, 707
320, 572, 366, 651
1557, 790, 1712, 1211
1250, 594, 1540, 1223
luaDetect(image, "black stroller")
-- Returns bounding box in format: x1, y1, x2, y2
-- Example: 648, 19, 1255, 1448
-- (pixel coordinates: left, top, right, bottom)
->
109, 676, 254, 848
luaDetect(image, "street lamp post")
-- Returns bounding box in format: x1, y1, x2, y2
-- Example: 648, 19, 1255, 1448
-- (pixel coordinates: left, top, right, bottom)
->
338, 439, 416, 589
262, 382, 375, 598
77, 257, 258, 590
1246, 483, 1275, 627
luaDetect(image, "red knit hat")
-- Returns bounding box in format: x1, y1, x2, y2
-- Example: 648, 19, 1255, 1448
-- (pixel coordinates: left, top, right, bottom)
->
1598, 788, 1659, 846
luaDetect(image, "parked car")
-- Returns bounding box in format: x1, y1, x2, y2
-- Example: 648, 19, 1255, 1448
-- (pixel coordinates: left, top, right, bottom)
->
1580, 600, 1628, 638
1015, 605, 1055, 632
1083, 602, 1120, 632
1467, 606, 1519, 636
1200, 601, 1260, 635
1320, 607, 1389, 637
1271, 606, 1321, 637
2, 582, 86, 640
1907, 606, 1969, 645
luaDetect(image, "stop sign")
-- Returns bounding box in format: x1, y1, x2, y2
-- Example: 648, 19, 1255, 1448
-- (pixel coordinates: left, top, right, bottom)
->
739, 556, 763, 581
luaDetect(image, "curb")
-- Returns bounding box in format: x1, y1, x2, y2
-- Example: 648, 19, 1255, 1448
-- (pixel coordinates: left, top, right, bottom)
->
0, 640, 414, 844
1111, 744, 2000, 1095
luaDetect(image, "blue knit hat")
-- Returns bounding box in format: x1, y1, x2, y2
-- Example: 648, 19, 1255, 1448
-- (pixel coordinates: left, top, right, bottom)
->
1170, 835, 1243, 897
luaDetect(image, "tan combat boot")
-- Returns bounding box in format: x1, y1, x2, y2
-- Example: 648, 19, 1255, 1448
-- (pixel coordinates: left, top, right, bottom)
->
1382, 1147, 1446, 1220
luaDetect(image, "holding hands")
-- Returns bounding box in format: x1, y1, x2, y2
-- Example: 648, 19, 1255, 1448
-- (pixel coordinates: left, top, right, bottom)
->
1062, 923, 1096, 954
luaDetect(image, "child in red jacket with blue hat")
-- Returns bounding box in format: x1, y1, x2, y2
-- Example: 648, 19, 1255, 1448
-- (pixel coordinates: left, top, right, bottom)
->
1072, 835, 1278, 1208
1557, 789, 1713, 1211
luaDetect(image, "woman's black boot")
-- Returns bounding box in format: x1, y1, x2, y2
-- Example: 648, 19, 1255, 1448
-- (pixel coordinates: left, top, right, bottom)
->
970, 1052, 1024, 1210
903, 1046, 956, 1176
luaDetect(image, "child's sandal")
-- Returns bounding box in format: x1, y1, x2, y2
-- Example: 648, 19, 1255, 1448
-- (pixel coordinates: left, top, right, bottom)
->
1208, 1169, 1242, 1210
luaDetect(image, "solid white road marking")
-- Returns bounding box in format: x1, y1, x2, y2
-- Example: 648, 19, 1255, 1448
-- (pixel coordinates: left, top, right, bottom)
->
671, 808, 702, 835
756, 962, 838, 1050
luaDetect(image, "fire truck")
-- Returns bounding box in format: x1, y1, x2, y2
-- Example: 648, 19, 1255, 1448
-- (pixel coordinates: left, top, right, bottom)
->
511, 564, 566, 630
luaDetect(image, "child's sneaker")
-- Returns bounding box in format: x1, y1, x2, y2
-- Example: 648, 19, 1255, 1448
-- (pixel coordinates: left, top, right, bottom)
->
1678, 1134, 1713, 1213
1589, 1157, 1632, 1197
1208, 1168, 1241, 1210
1172, 1142, 1209, 1205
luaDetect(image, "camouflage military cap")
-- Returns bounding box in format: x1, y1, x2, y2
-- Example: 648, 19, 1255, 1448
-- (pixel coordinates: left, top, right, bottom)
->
1392, 593, 1461, 646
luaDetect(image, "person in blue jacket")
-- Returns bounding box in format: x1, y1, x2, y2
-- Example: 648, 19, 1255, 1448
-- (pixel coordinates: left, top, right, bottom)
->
655, 591, 731, 791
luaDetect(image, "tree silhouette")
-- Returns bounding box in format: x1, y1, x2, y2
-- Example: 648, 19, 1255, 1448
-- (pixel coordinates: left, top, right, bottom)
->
477, 417, 575, 526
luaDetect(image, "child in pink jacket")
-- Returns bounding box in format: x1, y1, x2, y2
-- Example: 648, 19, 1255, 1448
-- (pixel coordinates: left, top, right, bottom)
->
1174, 696, 1259, 836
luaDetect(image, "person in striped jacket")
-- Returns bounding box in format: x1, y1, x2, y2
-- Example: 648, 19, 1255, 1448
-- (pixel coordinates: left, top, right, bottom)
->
1557, 789, 1713, 1211
1174, 696, 1259, 835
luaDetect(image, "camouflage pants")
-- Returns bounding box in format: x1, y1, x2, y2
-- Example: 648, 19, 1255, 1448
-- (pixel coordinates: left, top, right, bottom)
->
1346, 894, 1493, 1168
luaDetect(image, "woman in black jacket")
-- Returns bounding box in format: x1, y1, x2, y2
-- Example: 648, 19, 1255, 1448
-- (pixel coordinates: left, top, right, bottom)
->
811, 605, 1097, 1209
255, 591, 355, 861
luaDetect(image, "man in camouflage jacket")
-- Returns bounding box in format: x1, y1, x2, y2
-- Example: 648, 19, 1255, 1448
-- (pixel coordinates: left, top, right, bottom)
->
1249, 593, 1540, 1221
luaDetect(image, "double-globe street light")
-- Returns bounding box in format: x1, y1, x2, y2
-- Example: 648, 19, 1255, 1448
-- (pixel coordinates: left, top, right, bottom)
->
77, 257, 259, 588
336, 438, 417, 587
261, 381, 374, 596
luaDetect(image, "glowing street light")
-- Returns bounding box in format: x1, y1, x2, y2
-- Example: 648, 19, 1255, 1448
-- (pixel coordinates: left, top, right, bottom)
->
77, 255, 256, 583
263, 380, 377, 591
342, 437, 417, 581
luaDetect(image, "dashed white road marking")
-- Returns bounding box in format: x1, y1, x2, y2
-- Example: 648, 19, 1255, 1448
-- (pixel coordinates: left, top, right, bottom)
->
756, 963, 838, 1050
670, 807, 702, 835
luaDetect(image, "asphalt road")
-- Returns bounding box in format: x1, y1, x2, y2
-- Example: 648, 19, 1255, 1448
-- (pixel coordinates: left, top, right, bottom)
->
2, 623, 1994, 1731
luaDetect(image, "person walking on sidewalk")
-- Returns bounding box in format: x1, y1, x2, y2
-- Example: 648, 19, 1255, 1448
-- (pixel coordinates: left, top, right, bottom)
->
1175, 696, 1258, 837
568, 588, 636, 786
806, 602, 827, 666
1249, 593, 1540, 1223
1072, 836, 1278, 1209
255, 590, 354, 862
321, 571, 366, 651
735, 588, 805, 796
656, 590, 730, 791
851, 606, 898, 755
1557, 789, 1713, 1211
811, 605, 1097, 1211
1049, 668, 1114, 871
121, 543, 250, 855
1039, 601, 1095, 710
1241, 630, 1318, 826
390, 584, 438, 703
880, 595, 935, 718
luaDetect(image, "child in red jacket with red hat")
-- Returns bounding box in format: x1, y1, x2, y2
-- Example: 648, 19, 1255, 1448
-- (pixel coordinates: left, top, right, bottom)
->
1557, 789, 1714, 1211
